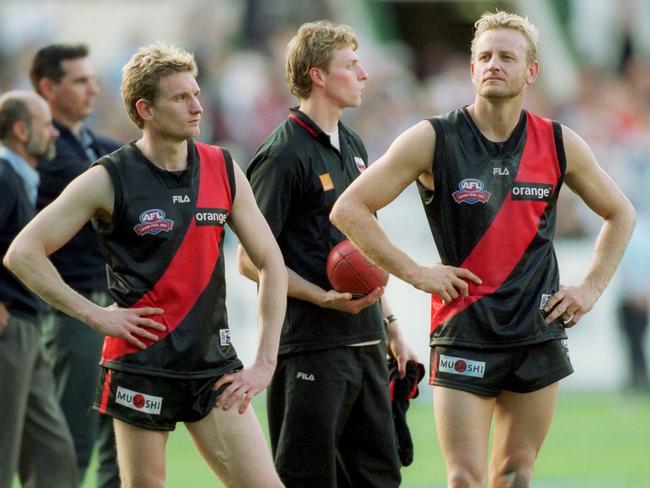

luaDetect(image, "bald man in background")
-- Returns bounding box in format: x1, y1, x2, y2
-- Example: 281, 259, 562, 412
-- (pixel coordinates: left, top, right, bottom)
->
0, 90, 77, 488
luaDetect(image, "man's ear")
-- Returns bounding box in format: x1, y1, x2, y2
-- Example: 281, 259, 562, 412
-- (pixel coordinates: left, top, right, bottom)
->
526, 60, 540, 84
12, 119, 30, 144
309, 67, 325, 88
135, 98, 153, 123
38, 78, 56, 102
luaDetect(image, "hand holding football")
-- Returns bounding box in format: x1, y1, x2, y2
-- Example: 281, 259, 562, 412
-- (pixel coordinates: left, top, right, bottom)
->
326, 239, 388, 297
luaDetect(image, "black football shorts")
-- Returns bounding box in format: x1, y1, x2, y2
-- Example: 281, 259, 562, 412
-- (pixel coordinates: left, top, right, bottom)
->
94, 367, 240, 430
430, 340, 573, 397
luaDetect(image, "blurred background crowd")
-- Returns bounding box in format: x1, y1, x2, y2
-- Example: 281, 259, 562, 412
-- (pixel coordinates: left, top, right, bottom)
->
1, 0, 649, 392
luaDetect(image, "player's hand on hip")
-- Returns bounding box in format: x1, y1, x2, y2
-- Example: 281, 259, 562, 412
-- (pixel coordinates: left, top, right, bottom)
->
321, 287, 384, 314
213, 361, 275, 414
0, 302, 10, 336
416, 264, 482, 304
90, 304, 166, 349
543, 284, 599, 327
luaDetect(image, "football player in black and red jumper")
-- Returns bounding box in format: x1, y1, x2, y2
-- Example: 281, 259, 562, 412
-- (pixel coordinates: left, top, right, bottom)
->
332, 10, 635, 488
5, 43, 287, 488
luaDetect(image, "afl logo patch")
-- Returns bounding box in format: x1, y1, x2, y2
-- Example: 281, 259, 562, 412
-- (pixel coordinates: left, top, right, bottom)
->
133, 209, 174, 236
452, 178, 491, 204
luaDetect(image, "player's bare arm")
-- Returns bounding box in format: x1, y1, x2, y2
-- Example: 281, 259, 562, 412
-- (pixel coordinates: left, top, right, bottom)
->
544, 126, 636, 326
331, 120, 482, 303
282, 263, 384, 314
3, 166, 165, 347
216, 163, 288, 413
237, 221, 382, 314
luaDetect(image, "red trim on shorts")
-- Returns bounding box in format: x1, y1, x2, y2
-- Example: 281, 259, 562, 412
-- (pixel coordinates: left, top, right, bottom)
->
429, 349, 438, 385
99, 369, 113, 413
430, 113, 561, 332
407, 377, 419, 399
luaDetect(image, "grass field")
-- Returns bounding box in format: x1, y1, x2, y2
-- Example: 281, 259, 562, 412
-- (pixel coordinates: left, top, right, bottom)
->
14, 391, 650, 487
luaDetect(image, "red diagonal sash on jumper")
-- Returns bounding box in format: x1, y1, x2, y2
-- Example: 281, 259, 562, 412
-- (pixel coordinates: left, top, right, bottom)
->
101, 143, 230, 361
430, 113, 561, 332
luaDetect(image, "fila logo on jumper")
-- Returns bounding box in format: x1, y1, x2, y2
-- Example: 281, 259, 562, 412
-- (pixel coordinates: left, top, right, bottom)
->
296, 372, 315, 381
172, 194, 190, 204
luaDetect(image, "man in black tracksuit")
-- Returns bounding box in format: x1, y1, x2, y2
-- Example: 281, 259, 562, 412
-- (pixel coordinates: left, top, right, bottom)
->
238, 21, 416, 487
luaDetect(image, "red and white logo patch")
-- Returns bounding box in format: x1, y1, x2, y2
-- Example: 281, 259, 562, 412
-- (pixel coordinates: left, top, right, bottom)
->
452, 178, 491, 205
219, 328, 231, 346
438, 354, 486, 378
133, 209, 174, 236
116, 386, 163, 415
354, 157, 367, 173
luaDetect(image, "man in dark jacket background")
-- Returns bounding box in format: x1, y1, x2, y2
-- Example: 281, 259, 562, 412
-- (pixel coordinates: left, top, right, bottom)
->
30, 44, 120, 488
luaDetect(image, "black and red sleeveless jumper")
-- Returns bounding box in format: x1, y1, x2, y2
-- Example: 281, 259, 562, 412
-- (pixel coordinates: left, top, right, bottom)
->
419, 107, 568, 349
92, 140, 242, 377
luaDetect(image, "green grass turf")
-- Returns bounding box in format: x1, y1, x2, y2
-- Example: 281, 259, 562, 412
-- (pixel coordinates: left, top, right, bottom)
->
14, 391, 650, 487
402, 391, 650, 487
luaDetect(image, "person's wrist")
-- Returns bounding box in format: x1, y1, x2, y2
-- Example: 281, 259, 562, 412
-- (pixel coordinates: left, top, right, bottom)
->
253, 354, 277, 372
383, 314, 397, 328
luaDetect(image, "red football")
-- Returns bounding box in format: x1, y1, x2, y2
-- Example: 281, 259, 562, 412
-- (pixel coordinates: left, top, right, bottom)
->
326, 240, 388, 297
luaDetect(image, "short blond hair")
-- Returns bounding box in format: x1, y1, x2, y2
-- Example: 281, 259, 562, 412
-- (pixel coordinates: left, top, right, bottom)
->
286, 21, 358, 100
121, 43, 198, 128
471, 10, 539, 64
